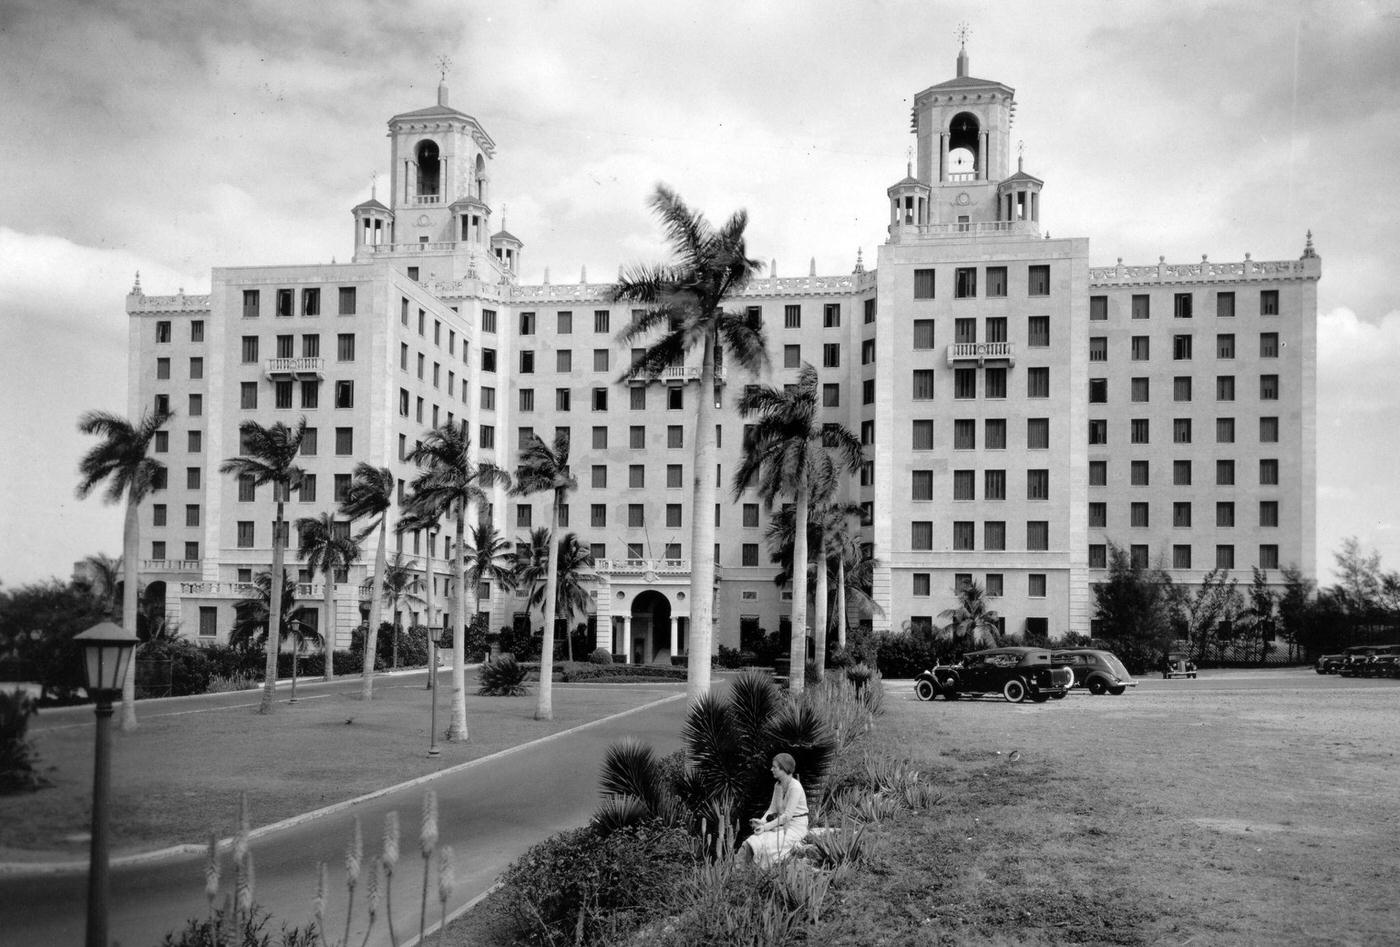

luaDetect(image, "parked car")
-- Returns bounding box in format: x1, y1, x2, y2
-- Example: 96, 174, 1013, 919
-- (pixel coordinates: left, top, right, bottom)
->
914, 647, 1074, 704
1051, 648, 1136, 695
1162, 652, 1197, 679
1338, 645, 1388, 677
1368, 653, 1400, 679
1315, 653, 1345, 674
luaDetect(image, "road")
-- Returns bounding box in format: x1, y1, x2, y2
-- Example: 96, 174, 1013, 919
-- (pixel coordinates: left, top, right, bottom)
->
0, 675, 690, 947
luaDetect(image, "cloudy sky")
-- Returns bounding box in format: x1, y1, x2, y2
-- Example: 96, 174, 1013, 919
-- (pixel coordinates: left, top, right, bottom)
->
1, 0, 1397, 588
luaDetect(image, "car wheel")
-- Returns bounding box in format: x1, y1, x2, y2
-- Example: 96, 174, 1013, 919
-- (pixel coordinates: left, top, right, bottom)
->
1108, 686, 1126, 696
1050, 692, 1068, 700
914, 679, 937, 702
1087, 678, 1108, 696
1002, 678, 1027, 703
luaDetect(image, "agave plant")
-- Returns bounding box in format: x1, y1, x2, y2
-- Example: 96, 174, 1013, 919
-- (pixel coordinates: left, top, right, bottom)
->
477, 655, 529, 696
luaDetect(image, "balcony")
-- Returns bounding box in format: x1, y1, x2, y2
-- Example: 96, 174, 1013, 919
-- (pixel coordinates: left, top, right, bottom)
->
594, 558, 691, 578
946, 342, 1015, 367
265, 357, 325, 379
141, 559, 201, 572
626, 365, 727, 385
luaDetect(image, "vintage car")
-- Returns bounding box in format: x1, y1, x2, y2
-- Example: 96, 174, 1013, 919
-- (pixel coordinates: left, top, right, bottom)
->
1162, 652, 1197, 679
1315, 653, 1346, 674
914, 647, 1074, 704
1050, 648, 1136, 695
1337, 645, 1389, 677
1369, 653, 1400, 678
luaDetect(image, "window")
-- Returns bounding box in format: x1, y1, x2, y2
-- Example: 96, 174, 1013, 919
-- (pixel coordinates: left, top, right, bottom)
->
590, 504, 606, 528
1089, 337, 1107, 362
337, 333, 355, 361
667, 425, 683, 448
913, 573, 931, 597
1217, 502, 1235, 528
557, 350, 572, 372
985, 367, 1007, 398
1089, 461, 1107, 486
955, 318, 976, 344
1089, 502, 1107, 528
664, 504, 682, 528
518, 311, 536, 335
242, 290, 260, 318
186, 467, 201, 490
277, 334, 295, 359
556, 388, 571, 411
152, 503, 168, 526
1088, 378, 1107, 404
1260, 417, 1279, 443
1089, 544, 1107, 568
952, 521, 974, 551
153, 430, 169, 453
1217, 460, 1235, 485
1027, 367, 1049, 398
155, 357, 171, 380
1173, 335, 1193, 360
784, 305, 801, 329
1260, 332, 1279, 358
629, 426, 645, 449
913, 319, 935, 349
912, 369, 935, 400
1173, 376, 1192, 402
187, 430, 202, 453
823, 303, 841, 328
1027, 265, 1050, 296
822, 343, 840, 368
985, 418, 1006, 449
982, 521, 1006, 551
783, 344, 801, 368
482, 348, 496, 372
954, 368, 976, 398
1174, 292, 1193, 319
518, 427, 535, 450
1174, 460, 1192, 485
274, 380, 293, 409
863, 298, 876, 324
823, 383, 840, 407
1173, 418, 1192, 444
986, 317, 1007, 343
1027, 469, 1049, 500
1257, 500, 1280, 528
516, 504, 533, 528
1173, 502, 1192, 528
627, 504, 644, 528
1259, 544, 1280, 569
276, 289, 293, 317
335, 380, 354, 408
666, 464, 683, 488
333, 473, 351, 503
914, 269, 935, 299
1131, 295, 1150, 320
1027, 418, 1049, 449
1216, 292, 1235, 318
1027, 316, 1050, 347
1217, 417, 1235, 443
241, 336, 260, 363
912, 419, 934, 450
1216, 375, 1235, 401
592, 310, 611, 334
1088, 418, 1108, 445
984, 469, 1006, 500
1131, 460, 1149, 485
591, 387, 608, 411
953, 418, 975, 450
591, 348, 610, 373
1216, 545, 1235, 569
240, 382, 258, 409
335, 427, 353, 455
1090, 295, 1107, 320
1131, 502, 1149, 528
1131, 337, 1150, 361
950, 470, 972, 501
1029, 573, 1047, 597
861, 339, 875, 364
1130, 419, 1150, 444
1260, 290, 1279, 315
1260, 375, 1279, 400
742, 543, 759, 567
479, 425, 495, 448
237, 522, 254, 548
519, 350, 534, 373
1027, 521, 1049, 551
1173, 545, 1192, 569
301, 428, 316, 455
302, 288, 320, 316
986, 267, 1007, 297
954, 267, 977, 298
556, 311, 572, 334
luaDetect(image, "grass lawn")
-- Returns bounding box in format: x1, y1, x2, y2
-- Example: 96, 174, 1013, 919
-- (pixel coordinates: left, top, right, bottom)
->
0, 670, 683, 861
446, 670, 1400, 946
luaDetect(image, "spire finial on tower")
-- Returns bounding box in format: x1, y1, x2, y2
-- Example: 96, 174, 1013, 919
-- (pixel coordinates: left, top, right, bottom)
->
853, 248, 865, 274
370, 172, 377, 201
955, 21, 971, 77
1017, 139, 1024, 173
435, 55, 452, 107
906, 146, 913, 178
130, 271, 141, 295
1302, 229, 1317, 259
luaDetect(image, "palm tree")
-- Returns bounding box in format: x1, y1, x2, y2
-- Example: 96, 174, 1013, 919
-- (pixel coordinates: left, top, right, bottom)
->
220, 418, 307, 714
521, 532, 596, 664
511, 430, 578, 721
612, 184, 770, 702
403, 424, 511, 741
295, 512, 359, 681
938, 581, 1003, 651
464, 519, 517, 633
231, 573, 318, 699
76, 405, 172, 730
734, 364, 863, 693
77, 552, 123, 619
377, 551, 427, 669
339, 463, 394, 700
830, 524, 880, 651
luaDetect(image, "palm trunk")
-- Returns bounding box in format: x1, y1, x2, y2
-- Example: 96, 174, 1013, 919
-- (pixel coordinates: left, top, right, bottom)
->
536, 491, 562, 721
448, 505, 468, 741
119, 485, 141, 731
360, 517, 387, 700
789, 490, 809, 695
260, 499, 287, 714
836, 558, 848, 650
686, 331, 719, 702
322, 570, 336, 682
812, 529, 829, 680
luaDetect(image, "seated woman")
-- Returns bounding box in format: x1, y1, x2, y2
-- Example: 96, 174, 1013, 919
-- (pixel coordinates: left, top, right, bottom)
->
740, 753, 809, 869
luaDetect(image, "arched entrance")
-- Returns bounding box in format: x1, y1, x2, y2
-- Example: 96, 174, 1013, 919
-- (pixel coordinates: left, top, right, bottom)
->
631, 590, 673, 665
141, 581, 167, 637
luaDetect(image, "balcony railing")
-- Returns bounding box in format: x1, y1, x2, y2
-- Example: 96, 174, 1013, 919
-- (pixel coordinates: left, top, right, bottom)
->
594, 558, 691, 577
627, 365, 727, 385
265, 357, 325, 378
946, 342, 1016, 367
141, 559, 201, 572
413, 194, 441, 205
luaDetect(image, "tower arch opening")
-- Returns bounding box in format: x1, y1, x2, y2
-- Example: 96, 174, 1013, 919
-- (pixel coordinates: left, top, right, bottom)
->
415, 140, 441, 200
947, 112, 981, 180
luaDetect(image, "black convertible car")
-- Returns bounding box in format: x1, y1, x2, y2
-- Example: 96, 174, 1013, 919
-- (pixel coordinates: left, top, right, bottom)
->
914, 647, 1074, 704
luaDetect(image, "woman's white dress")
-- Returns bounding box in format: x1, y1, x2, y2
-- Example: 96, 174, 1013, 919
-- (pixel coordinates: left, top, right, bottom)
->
746, 777, 809, 869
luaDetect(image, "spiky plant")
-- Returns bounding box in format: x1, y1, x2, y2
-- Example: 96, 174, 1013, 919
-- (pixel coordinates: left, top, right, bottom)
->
476, 655, 529, 696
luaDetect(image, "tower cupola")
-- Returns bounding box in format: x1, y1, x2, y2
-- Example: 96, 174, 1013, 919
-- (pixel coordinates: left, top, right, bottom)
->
995, 149, 1044, 227
886, 160, 931, 238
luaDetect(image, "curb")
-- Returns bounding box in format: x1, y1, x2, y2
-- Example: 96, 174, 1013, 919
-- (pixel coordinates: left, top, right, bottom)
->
0, 689, 685, 877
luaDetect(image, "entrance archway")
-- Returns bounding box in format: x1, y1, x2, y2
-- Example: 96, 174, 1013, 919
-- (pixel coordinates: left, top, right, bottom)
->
631, 590, 673, 665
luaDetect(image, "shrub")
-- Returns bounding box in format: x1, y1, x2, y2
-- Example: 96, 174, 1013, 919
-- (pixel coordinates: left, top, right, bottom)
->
478, 655, 529, 696
716, 645, 745, 669
464, 615, 490, 663
500, 823, 696, 946
871, 629, 938, 678
206, 672, 260, 694
804, 659, 822, 685
558, 663, 686, 683
497, 625, 540, 661
158, 904, 318, 946
0, 690, 49, 793
139, 638, 215, 697
588, 648, 613, 665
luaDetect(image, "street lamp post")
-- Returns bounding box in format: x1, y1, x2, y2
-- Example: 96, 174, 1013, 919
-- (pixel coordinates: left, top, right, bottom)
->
75, 621, 139, 947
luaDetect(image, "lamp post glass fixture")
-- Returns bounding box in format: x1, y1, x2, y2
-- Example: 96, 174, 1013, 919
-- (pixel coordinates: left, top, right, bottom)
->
75, 621, 139, 947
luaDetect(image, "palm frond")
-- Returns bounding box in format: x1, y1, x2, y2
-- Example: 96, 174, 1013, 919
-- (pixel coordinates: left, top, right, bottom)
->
598, 739, 663, 814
